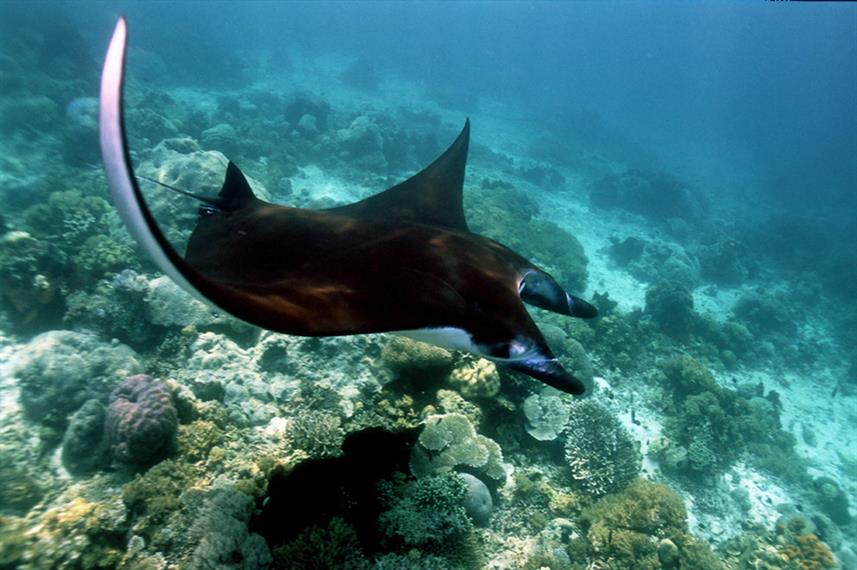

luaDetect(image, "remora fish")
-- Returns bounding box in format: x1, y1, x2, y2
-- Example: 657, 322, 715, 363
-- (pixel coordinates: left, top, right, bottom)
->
99, 18, 597, 395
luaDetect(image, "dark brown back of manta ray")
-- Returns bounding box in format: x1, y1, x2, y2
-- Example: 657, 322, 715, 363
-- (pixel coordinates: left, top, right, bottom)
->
183, 120, 538, 343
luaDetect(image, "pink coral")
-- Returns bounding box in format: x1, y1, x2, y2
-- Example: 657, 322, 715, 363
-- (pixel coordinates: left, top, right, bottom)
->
107, 374, 177, 467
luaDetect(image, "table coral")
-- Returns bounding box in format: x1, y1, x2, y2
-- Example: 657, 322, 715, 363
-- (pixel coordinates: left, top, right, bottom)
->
522, 391, 571, 442
410, 413, 505, 481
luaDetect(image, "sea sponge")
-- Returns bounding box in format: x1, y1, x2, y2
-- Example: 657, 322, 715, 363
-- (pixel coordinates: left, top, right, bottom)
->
410, 413, 505, 481
106, 374, 178, 467
564, 399, 640, 497
448, 358, 500, 399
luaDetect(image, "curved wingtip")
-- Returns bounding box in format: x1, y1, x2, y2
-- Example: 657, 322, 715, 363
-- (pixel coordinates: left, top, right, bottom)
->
509, 358, 587, 396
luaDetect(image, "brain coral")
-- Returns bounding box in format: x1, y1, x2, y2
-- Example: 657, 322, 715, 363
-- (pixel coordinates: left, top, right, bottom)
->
564, 399, 640, 497
106, 374, 177, 467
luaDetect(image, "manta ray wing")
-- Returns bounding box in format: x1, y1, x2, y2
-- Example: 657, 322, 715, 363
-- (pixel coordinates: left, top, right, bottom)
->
329, 119, 470, 230
99, 18, 596, 395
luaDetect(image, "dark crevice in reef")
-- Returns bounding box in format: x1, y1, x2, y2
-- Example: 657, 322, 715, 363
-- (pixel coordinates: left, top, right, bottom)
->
250, 426, 420, 553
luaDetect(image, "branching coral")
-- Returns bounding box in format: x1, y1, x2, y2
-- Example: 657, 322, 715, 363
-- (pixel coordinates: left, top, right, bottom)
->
564, 399, 640, 497
379, 473, 472, 549
284, 410, 345, 458
271, 517, 369, 570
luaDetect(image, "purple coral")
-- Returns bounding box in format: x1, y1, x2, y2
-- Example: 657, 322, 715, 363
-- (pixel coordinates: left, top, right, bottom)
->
106, 374, 177, 467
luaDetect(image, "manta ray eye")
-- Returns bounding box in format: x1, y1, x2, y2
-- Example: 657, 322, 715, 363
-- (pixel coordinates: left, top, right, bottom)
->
199, 205, 219, 217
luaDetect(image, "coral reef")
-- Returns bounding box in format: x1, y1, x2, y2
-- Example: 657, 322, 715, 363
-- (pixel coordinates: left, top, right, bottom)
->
271, 517, 369, 569
284, 410, 344, 458
61, 399, 110, 475
467, 180, 588, 292
188, 482, 272, 569
657, 355, 800, 479
522, 390, 571, 442
14, 330, 143, 425
563, 399, 640, 497
284, 91, 331, 132
23, 190, 110, 250
645, 279, 697, 338
381, 336, 454, 378
447, 357, 501, 399
809, 476, 852, 526
379, 473, 473, 550
106, 374, 178, 468
0, 230, 63, 329
410, 413, 505, 481
590, 168, 704, 222
63, 273, 156, 348
576, 479, 721, 569
458, 472, 493, 527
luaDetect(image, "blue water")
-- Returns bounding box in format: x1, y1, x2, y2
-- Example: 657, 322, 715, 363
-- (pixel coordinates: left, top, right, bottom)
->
0, 2, 855, 569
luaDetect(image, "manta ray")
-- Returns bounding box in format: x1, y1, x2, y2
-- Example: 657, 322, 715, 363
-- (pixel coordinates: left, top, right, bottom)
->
99, 18, 597, 395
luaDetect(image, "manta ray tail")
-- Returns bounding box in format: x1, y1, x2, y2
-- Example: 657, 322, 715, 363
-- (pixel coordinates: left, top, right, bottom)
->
136, 175, 221, 206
